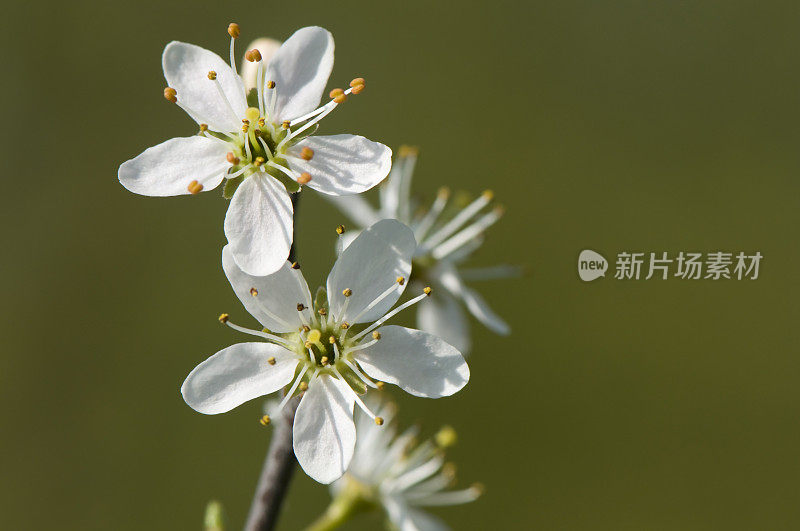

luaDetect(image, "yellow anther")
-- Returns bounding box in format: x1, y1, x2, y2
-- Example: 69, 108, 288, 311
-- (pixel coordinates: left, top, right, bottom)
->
372, 331, 381, 340
306, 329, 321, 343
258, 118, 265, 127
199, 124, 208, 132
163, 87, 177, 103
242, 118, 250, 124
291, 262, 301, 269
207, 71, 217, 80
267, 80, 276, 89
218, 313, 229, 324
349, 77, 365, 88
350, 84, 364, 95
318, 308, 327, 316
396, 276, 405, 285
328, 336, 336, 344
423, 286, 432, 296
374, 416, 384, 426
299, 382, 308, 392
244, 49, 262, 62
227, 23, 240, 39
250, 287, 258, 296
242, 123, 249, 133
329, 88, 345, 98
187, 180, 203, 195
340, 322, 350, 329
227, 152, 240, 165
320, 356, 329, 365
304, 341, 312, 349
267, 356, 276, 365
245, 107, 261, 122
376, 381, 385, 390
482, 190, 494, 200
259, 414, 271, 426
333, 93, 347, 103
342, 288, 352, 297
253, 156, 265, 167
336, 224, 346, 235
300, 147, 314, 161
302, 325, 311, 332
434, 425, 458, 448
297, 173, 312, 185
282, 120, 291, 129
297, 303, 306, 311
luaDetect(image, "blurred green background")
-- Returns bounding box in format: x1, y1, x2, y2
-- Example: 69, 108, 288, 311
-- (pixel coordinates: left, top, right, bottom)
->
3, 0, 800, 529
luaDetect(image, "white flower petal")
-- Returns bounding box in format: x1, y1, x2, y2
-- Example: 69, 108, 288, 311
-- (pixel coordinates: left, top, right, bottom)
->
327, 220, 416, 324
181, 342, 297, 414
266, 26, 334, 122
356, 325, 469, 398
384, 497, 448, 531
438, 267, 510, 335
221, 245, 309, 332
287, 135, 392, 196
163, 41, 247, 132
241, 38, 282, 90
224, 174, 294, 276
293, 374, 356, 484
417, 292, 471, 355
118, 136, 229, 197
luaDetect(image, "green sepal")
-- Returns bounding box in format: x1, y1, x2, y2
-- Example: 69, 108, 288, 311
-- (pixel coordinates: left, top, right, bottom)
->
222, 176, 244, 199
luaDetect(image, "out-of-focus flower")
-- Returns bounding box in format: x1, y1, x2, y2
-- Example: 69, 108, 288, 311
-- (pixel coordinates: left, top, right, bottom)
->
181, 220, 469, 484
322, 398, 481, 531
329, 147, 518, 354
119, 25, 391, 275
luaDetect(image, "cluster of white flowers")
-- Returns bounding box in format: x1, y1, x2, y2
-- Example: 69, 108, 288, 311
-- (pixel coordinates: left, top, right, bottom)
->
120, 23, 511, 530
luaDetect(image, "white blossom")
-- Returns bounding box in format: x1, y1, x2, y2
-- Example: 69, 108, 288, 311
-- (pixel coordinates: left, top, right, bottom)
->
118, 25, 391, 276
330, 398, 482, 531
329, 148, 515, 354
181, 220, 469, 484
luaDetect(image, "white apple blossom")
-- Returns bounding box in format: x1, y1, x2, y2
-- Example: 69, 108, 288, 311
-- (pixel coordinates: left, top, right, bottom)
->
181, 220, 469, 484
324, 398, 481, 531
329, 147, 517, 354
118, 25, 391, 276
